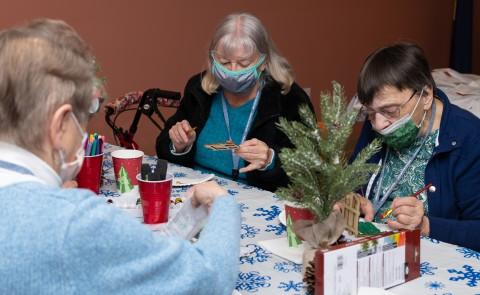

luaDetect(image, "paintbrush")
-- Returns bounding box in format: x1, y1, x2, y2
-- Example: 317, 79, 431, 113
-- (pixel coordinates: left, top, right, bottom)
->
380, 183, 433, 219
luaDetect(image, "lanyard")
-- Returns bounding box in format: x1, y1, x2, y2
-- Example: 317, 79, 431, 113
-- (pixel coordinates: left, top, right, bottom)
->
0, 159, 34, 176
372, 100, 436, 214
221, 89, 262, 180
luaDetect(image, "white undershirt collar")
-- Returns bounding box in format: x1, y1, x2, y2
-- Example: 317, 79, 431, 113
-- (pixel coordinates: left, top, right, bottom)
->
0, 141, 62, 187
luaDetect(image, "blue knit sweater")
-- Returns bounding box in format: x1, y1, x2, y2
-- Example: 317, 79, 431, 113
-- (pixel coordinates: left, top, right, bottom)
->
0, 182, 240, 294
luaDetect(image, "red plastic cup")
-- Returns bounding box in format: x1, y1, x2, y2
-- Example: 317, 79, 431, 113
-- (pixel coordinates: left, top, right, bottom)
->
285, 202, 315, 241
76, 153, 104, 194
111, 149, 144, 187
137, 173, 173, 224
285, 202, 315, 222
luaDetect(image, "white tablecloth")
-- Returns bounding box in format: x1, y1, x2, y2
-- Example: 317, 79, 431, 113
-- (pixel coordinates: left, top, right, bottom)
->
99, 144, 480, 295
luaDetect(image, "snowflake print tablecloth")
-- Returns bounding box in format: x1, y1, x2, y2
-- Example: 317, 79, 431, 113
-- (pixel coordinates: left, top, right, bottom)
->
100, 144, 480, 295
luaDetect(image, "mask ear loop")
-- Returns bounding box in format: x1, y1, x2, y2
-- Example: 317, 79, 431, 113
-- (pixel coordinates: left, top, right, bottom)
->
412, 87, 427, 128
416, 110, 428, 129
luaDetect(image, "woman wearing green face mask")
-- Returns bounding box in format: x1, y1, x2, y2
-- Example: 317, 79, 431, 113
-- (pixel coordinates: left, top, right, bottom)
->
156, 12, 313, 191
350, 43, 480, 251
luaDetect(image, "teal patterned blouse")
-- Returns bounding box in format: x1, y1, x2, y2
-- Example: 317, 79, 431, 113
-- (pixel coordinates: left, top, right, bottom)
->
372, 130, 439, 222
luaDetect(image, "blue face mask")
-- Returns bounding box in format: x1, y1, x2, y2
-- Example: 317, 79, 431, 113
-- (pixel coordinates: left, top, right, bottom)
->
212, 55, 265, 94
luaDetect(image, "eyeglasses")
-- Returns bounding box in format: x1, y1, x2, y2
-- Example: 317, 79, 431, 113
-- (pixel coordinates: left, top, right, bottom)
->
211, 51, 263, 69
360, 90, 418, 120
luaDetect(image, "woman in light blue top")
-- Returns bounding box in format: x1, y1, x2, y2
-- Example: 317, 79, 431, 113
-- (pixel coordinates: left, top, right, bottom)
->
0, 19, 240, 294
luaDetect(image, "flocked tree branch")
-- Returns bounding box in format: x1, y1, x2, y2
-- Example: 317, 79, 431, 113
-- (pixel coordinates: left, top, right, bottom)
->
276, 81, 381, 222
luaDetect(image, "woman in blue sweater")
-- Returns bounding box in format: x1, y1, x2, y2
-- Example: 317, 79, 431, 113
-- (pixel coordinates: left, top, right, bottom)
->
0, 19, 240, 294
351, 43, 480, 251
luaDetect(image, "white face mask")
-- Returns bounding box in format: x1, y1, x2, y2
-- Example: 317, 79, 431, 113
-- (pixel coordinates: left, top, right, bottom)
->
58, 113, 87, 182
377, 87, 425, 136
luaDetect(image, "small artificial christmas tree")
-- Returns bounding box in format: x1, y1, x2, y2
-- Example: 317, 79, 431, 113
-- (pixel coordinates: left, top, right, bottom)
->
276, 81, 381, 248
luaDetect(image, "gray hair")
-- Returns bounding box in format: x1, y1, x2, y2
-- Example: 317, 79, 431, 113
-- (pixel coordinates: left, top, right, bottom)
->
201, 13, 294, 95
0, 19, 96, 151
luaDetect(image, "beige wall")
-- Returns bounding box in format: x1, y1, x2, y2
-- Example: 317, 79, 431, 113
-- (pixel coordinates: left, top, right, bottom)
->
0, 0, 456, 156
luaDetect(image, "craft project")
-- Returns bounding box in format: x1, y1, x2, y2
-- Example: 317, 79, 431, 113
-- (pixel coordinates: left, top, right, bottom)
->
358, 221, 382, 235
342, 192, 362, 236
204, 140, 239, 151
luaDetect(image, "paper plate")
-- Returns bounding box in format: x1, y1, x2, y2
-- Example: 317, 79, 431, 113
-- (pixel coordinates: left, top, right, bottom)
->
172, 173, 215, 187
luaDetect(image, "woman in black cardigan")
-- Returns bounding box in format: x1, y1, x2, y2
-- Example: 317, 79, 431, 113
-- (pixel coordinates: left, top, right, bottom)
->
156, 13, 313, 191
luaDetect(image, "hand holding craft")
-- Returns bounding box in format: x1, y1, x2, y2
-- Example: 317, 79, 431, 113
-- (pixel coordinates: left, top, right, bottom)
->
235, 138, 272, 173
187, 181, 227, 209
359, 197, 375, 222
169, 120, 196, 152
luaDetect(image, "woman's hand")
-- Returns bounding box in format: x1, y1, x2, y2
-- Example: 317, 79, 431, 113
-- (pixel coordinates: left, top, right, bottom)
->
387, 196, 425, 230
235, 138, 272, 173
187, 181, 227, 209
168, 120, 196, 153
359, 197, 374, 221
62, 180, 78, 188
333, 196, 374, 221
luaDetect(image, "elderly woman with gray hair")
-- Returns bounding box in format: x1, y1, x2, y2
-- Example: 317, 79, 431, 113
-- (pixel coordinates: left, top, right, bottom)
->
156, 13, 313, 191
0, 19, 240, 294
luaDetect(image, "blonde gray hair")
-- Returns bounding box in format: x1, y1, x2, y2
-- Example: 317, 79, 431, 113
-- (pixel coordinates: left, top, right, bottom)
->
201, 13, 294, 95
0, 19, 96, 151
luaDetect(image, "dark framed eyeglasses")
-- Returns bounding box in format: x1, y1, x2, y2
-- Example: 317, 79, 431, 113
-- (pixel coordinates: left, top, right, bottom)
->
360, 90, 418, 120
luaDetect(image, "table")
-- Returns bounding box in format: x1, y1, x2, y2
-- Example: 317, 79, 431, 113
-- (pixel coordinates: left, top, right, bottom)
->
99, 144, 480, 295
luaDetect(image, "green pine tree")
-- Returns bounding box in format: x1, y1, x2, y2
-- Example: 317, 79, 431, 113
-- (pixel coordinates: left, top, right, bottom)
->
276, 81, 381, 222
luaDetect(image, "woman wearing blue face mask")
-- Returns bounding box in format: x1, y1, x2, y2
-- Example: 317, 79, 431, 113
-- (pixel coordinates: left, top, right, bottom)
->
156, 13, 313, 191
350, 43, 480, 251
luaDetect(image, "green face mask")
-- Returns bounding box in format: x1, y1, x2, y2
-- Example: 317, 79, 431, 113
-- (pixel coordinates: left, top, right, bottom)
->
378, 118, 420, 149
376, 89, 426, 150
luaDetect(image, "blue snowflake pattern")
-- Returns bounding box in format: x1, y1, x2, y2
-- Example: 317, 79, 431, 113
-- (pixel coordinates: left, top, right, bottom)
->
171, 192, 182, 199
424, 281, 445, 290
241, 224, 260, 239
102, 177, 117, 186
265, 224, 286, 235
238, 203, 249, 212
228, 189, 239, 196
274, 262, 302, 273
420, 261, 438, 276
102, 161, 113, 171
173, 186, 189, 193
421, 236, 440, 244
236, 271, 271, 292
448, 265, 480, 287
173, 172, 187, 178
215, 178, 229, 186
278, 281, 304, 292
239, 244, 271, 265
240, 184, 254, 190
253, 205, 281, 221
456, 247, 480, 260
99, 190, 120, 198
